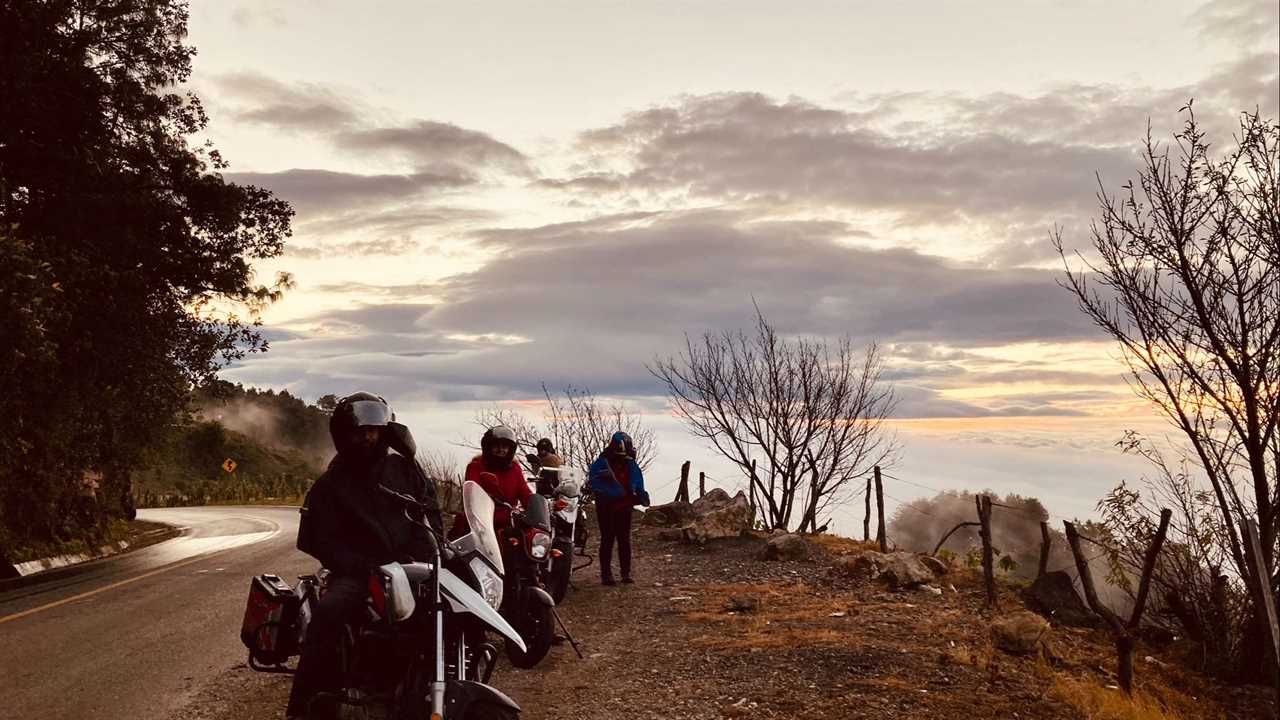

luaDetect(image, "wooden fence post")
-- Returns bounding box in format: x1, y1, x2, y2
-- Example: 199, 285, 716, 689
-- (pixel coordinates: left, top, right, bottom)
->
874, 466, 886, 552
676, 461, 690, 503
698, 471, 706, 498
976, 495, 996, 607
863, 476, 872, 542
1064, 509, 1172, 695
1038, 521, 1052, 578
1243, 519, 1280, 713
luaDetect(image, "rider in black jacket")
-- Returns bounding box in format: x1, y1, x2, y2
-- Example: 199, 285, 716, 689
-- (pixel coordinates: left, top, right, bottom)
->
286, 392, 442, 719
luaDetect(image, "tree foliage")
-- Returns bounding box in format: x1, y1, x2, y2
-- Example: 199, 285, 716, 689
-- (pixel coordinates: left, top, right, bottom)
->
0, 1, 293, 555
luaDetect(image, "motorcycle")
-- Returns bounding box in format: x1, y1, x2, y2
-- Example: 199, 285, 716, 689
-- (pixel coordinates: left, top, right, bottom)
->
495, 492, 556, 668
531, 466, 584, 604
242, 480, 525, 720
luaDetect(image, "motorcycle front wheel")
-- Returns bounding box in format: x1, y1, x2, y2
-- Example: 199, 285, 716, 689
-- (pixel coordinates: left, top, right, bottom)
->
504, 602, 553, 668
547, 554, 572, 604
461, 701, 519, 720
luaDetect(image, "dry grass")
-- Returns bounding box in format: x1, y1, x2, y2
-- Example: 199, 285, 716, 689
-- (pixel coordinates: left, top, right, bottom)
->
681, 581, 860, 649
1052, 676, 1225, 720
805, 533, 880, 556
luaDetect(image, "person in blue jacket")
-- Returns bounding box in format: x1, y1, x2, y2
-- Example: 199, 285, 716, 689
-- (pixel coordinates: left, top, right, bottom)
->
588, 431, 649, 585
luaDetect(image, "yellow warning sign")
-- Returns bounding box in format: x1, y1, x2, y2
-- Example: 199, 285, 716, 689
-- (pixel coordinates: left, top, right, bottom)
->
222, 458, 238, 474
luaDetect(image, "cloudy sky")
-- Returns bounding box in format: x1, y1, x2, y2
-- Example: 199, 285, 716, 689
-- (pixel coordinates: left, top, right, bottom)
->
190, 0, 1279, 532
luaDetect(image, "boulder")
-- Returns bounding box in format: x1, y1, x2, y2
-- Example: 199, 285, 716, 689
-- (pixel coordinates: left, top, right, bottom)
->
682, 491, 753, 545
1023, 571, 1098, 628
878, 552, 937, 590
643, 501, 697, 527
829, 551, 937, 589
830, 551, 886, 579
691, 488, 734, 514
918, 554, 949, 577
757, 533, 811, 561
991, 611, 1052, 656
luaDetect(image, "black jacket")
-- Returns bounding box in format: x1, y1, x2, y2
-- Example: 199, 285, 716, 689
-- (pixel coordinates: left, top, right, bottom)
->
297, 451, 443, 576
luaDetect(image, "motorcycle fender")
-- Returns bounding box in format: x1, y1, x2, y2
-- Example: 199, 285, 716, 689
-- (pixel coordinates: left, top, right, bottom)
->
439, 568, 527, 653
525, 585, 554, 607
446, 679, 521, 718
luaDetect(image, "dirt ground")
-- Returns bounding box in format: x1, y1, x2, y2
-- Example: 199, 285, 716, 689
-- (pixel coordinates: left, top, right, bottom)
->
176, 526, 1272, 720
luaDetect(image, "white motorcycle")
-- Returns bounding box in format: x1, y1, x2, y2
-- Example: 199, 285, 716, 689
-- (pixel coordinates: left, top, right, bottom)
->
242, 480, 526, 719
531, 466, 585, 604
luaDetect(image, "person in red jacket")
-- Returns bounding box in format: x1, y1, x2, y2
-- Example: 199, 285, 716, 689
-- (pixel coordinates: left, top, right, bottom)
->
450, 425, 532, 537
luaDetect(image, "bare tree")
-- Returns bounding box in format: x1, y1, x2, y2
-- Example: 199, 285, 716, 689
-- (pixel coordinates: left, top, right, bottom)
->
649, 307, 898, 532
1055, 107, 1280, 680
472, 384, 657, 471
420, 450, 465, 515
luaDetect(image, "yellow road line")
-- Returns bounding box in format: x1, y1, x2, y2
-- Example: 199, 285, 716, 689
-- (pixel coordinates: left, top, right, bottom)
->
0, 554, 213, 625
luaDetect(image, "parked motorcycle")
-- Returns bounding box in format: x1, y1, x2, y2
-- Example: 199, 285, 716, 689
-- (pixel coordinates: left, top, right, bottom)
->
531, 466, 584, 603
495, 492, 556, 668
241, 480, 525, 720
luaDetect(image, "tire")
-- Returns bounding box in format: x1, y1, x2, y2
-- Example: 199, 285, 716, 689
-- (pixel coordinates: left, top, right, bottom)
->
504, 602, 553, 668
461, 701, 519, 720
547, 554, 571, 604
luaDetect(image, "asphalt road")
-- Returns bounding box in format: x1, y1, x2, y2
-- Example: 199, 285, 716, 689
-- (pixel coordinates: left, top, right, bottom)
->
0, 506, 312, 720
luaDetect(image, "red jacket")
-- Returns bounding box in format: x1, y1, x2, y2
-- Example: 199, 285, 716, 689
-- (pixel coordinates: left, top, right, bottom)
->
449, 456, 532, 537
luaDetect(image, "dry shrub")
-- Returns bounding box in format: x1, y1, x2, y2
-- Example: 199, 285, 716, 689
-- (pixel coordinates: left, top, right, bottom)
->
1052, 676, 1222, 720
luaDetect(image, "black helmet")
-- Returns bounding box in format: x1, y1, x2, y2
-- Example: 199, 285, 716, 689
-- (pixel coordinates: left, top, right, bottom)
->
329, 392, 394, 454
536, 438, 555, 454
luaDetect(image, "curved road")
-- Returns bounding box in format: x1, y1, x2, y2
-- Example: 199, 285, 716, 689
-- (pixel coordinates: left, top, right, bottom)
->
0, 507, 311, 720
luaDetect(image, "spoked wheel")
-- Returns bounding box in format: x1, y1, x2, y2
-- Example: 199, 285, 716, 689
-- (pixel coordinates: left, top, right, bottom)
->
503, 602, 553, 668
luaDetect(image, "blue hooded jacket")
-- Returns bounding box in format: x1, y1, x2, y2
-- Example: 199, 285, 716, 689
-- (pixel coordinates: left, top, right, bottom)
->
589, 431, 647, 505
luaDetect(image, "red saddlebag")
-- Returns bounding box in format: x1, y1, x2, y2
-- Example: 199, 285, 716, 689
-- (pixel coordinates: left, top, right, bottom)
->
240, 573, 302, 666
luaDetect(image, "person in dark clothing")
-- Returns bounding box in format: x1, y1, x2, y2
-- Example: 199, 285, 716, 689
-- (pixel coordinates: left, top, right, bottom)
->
588, 431, 649, 585
286, 392, 441, 720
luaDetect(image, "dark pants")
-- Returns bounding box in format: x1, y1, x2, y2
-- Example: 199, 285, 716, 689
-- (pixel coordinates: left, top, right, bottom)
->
596, 501, 633, 581
286, 574, 366, 717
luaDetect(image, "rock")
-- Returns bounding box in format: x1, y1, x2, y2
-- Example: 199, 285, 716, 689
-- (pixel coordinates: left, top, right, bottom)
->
724, 596, 760, 613
682, 491, 753, 545
918, 554, 949, 577
643, 500, 696, 527
690, 487, 733, 514
656, 528, 686, 542
991, 611, 1052, 656
921, 585, 943, 596
757, 533, 811, 561
830, 550, 886, 579
1023, 570, 1098, 627
878, 552, 937, 589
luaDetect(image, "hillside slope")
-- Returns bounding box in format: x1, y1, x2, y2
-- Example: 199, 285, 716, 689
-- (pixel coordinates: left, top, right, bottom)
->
172, 525, 1271, 720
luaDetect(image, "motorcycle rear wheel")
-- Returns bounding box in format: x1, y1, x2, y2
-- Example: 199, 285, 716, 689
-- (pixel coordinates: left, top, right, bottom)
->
504, 602, 553, 668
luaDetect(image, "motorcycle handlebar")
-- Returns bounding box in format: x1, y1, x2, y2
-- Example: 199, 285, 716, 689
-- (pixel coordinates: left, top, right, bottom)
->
377, 484, 444, 556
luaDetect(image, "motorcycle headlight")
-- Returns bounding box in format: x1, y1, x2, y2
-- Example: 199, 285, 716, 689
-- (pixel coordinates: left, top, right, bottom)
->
469, 557, 504, 609
530, 531, 551, 559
